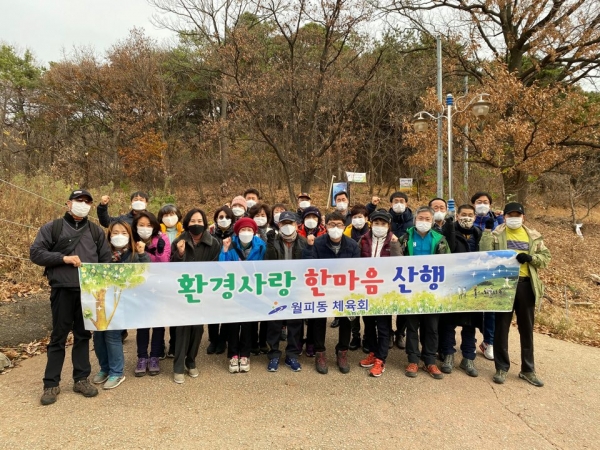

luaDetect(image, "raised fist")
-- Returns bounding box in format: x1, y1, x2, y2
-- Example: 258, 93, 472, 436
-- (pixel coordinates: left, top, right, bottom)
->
101, 195, 110, 205
307, 235, 315, 246
177, 239, 186, 255
371, 196, 380, 206
222, 237, 232, 251
136, 241, 146, 253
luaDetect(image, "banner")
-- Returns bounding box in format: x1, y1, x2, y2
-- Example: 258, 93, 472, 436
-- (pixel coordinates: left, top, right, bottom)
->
330, 181, 349, 207
345, 172, 367, 183
399, 178, 413, 188
79, 251, 520, 330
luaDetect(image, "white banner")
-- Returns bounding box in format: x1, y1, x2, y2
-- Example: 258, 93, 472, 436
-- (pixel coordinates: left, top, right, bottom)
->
346, 172, 367, 183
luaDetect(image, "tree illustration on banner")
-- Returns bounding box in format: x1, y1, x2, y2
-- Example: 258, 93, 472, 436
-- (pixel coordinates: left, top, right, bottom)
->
79, 264, 148, 330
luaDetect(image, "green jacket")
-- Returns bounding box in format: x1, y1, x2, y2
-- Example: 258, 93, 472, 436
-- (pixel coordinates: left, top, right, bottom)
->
398, 227, 451, 256
480, 224, 551, 304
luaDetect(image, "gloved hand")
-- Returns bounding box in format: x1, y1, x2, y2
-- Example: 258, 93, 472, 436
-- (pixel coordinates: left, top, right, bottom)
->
266, 230, 276, 243
156, 237, 166, 254
485, 218, 495, 230
516, 253, 532, 264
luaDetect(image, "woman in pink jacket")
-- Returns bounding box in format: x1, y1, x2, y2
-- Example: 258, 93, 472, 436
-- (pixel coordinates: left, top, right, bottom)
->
131, 211, 171, 376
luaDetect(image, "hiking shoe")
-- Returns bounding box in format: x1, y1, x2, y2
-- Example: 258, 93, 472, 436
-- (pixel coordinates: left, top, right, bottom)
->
519, 371, 544, 387
259, 345, 269, 355
240, 357, 250, 372
330, 318, 340, 328
280, 326, 288, 341
166, 348, 174, 358
103, 376, 125, 390
173, 373, 185, 384
215, 341, 227, 355
40, 387, 60, 405
362, 340, 370, 354
92, 371, 109, 384
315, 352, 328, 374
207, 341, 217, 354
73, 379, 98, 397
229, 356, 240, 373
250, 347, 261, 356
388, 338, 394, 349
369, 359, 385, 377
185, 365, 199, 378
423, 364, 444, 380
405, 363, 419, 378
360, 352, 377, 368
121, 330, 128, 343
135, 358, 147, 377
148, 357, 160, 376
349, 334, 361, 351
460, 358, 479, 377
267, 357, 279, 372
336, 350, 350, 374
285, 356, 302, 372
305, 344, 316, 358
395, 334, 406, 349
441, 354, 454, 374
493, 369, 508, 384
479, 342, 494, 360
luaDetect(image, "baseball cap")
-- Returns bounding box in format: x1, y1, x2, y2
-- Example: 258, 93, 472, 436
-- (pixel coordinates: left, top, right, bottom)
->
503, 202, 525, 215
297, 192, 311, 200
278, 211, 297, 223
369, 209, 392, 224
69, 189, 93, 201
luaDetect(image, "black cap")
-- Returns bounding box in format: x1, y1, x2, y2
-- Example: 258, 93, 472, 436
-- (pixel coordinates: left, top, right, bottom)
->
297, 192, 311, 200
278, 211, 297, 223
503, 202, 525, 215
69, 189, 93, 201
369, 209, 392, 224
302, 206, 322, 221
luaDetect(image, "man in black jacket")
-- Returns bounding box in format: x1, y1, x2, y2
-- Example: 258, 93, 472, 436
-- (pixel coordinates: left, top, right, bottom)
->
96, 191, 149, 228
302, 211, 361, 375
264, 211, 307, 373
30, 189, 112, 405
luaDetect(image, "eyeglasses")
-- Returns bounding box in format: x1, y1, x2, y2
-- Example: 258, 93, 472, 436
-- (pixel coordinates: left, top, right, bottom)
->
73, 198, 93, 205
326, 223, 345, 229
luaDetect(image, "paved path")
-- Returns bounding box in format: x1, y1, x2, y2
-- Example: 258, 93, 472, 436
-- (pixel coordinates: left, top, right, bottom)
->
1, 325, 598, 449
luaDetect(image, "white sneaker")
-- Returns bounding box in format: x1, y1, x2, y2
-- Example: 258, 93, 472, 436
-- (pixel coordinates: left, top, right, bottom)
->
479, 343, 494, 360
239, 357, 250, 373
185, 366, 199, 378
173, 373, 185, 384
229, 356, 240, 373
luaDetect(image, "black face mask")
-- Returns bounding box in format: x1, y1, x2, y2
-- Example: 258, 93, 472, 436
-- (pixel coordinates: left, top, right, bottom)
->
188, 225, 205, 236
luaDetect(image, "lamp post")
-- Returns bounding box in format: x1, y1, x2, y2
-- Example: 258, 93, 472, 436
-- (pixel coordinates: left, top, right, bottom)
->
412, 93, 491, 207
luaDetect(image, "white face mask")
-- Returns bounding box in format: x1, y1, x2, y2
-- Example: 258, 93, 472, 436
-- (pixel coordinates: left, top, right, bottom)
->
372, 226, 388, 238
131, 200, 146, 211
336, 202, 348, 211
246, 200, 257, 209
505, 217, 523, 229
352, 217, 365, 229
475, 204, 490, 216
238, 231, 254, 244
274, 213, 281, 224
280, 224, 296, 236
232, 207, 245, 217
299, 201, 310, 209
304, 218, 318, 229
254, 217, 267, 227
217, 218, 232, 228
162, 216, 178, 228
392, 203, 406, 214
327, 227, 343, 240
70, 201, 91, 218
458, 217, 474, 229
433, 211, 445, 222
110, 234, 129, 248
415, 221, 432, 233
137, 227, 153, 240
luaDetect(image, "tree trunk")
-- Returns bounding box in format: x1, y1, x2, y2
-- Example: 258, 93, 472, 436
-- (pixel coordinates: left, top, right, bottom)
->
92, 289, 108, 331
300, 169, 316, 197
502, 169, 529, 205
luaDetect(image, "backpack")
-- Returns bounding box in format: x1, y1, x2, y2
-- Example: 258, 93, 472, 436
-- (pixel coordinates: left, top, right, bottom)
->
48, 218, 103, 253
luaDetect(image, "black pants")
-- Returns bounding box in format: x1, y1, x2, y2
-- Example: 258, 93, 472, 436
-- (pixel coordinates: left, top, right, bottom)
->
44, 288, 91, 388
440, 324, 477, 360
351, 317, 361, 337
208, 323, 228, 344
406, 314, 440, 365
173, 325, 204, 374
495, 278, 536, 373
267, 319, 303, 359
250, 321, 268, 347
363, 315, 391, 362
168, 327, 177, 353
228, 322, 252, 358
395, 315, 407, 337
311, 317, 351, 352
136, 327, 165, 358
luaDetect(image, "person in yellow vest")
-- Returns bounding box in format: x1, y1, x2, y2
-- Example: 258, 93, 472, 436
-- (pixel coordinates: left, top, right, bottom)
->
480, 202, 551, 387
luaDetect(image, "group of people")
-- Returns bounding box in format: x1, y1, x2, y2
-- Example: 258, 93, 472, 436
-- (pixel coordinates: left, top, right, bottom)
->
30, 186, 550, 406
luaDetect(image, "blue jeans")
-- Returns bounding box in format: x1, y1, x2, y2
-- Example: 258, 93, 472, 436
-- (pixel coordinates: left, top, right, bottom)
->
483, 312, 495, 345
93, 330, 124, 377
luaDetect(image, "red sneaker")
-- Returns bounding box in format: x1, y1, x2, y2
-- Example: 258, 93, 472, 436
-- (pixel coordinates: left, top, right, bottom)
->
359, 352, 376, 368
423, 364, 444, 379
369, 358, 385, 377
405, 362, 419, 378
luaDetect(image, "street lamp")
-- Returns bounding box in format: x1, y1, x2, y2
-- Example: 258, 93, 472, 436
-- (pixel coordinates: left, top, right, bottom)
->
412, 92, 491, 205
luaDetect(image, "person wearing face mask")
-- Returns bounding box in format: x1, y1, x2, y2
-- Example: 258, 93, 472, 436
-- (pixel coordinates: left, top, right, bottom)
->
429, 197, 456, 253
170, 208, 221, 384
230, 196, 248, 220
398, 206, 450, 380
243, 188, 261, 210
296, 192, 312, 220
357, 209, 401, 377
264, 211, 307, 373
270, 203, 288, 231
302, 211, 361, 375
333, 191, 352, 226
471, 192, 503, 361
131, 211, 171, 377
298, 206, 327, 238
438, 205, 483, 378
249, 203, 273, 243
480, 202, 550, 387
30, 189, 112, 405
97, 191, 149, 228
209, 206, 236, 243
219, 217, 267, 373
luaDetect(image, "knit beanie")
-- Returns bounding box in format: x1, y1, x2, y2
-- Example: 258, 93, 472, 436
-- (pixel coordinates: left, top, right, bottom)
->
233, 217, 257, 235
231, 196, 247, 209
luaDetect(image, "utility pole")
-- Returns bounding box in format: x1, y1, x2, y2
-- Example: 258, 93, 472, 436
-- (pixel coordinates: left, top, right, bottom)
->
436, 35, 443, 198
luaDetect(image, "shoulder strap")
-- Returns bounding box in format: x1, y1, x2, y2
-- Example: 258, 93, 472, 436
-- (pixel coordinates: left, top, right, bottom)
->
88, 222, 103, 252
49, 219, 63, 251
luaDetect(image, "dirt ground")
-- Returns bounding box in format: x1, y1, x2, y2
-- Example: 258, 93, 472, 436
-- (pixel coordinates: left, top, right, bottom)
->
0, 293, 52, 347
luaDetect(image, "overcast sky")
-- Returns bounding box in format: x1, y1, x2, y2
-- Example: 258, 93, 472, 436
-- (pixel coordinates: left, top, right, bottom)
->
0, 0, 176, 66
